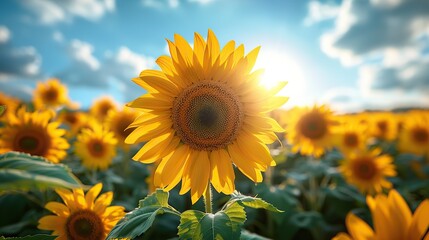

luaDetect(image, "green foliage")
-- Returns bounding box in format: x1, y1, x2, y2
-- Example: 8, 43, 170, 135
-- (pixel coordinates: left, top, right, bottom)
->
178, 203, 245, 240
226, 191, 283, 213
107, 189, 181, 240
0, 151, 82, 192
178, 191, 283, 240
0, 105, 5, 116
0, 235, 56, 240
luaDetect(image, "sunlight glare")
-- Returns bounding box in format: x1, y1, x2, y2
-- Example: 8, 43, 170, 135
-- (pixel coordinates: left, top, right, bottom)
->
254, 49, 308, 108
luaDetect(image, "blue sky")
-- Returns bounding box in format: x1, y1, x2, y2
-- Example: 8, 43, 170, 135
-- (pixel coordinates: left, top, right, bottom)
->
0, 0, 428, 112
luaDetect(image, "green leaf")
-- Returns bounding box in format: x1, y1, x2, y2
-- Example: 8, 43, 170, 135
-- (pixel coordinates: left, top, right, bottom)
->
226, 191, 283, 213
0, 151, 82, 192
178, 203, 245, 240
0, 105, 5, 116
240, 229, 270, 240
0, 235, 56, 240
107, 189, 180, 240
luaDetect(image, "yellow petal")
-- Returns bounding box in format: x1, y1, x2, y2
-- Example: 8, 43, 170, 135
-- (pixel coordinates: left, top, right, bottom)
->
85, 183, 103, 209
346, 213, 374, 240
228, 143, 263, 182
132, 132, 175, 163
210, 149, 235, 194
161, 144, 191, 191
388, 189, 412, 240
189, 150, 211, 204
94, 192, 113, 215
44, 202, 70, 217
38, 215, 66, 231
408, 199, 429, 240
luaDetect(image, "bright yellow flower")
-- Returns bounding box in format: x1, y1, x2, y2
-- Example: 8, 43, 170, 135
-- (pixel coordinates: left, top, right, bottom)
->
332, 189, 429, 240
0, 91, 20, 121
106, 107, 139, 150
368, 112, 397, 141
339, 149, 396, 195
336, 120, 368, 156
126, 30, 287, 203
286, 105, 337, 157
0, 108, 69, 163
89, 96, 119, 121
57, 110, 89, 138
75, 122, 117, 170
398, 116, 429, 156
38, 183, 125, 240
33, 78, 77, 110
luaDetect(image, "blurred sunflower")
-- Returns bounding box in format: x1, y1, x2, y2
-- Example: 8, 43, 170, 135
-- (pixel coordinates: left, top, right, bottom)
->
90, 96, 119, 121
369, 112, 397, 141
38, 183, 125, 240
33, 78, 77, 110
106, 107, 139, 149
0, 91, 20, 121
126, 30, 287, 203
75, 122, 117, 170
286, 105, 337, 158
0, 108, 69, 163
339, 149, 396, 195
336, 121, 368, 156
57, 110, 88, 138
332, 189, 429, 240
398, 116, 429, 156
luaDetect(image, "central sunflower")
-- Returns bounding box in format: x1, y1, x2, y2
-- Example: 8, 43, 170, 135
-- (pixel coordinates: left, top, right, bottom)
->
126, 30, 287, 203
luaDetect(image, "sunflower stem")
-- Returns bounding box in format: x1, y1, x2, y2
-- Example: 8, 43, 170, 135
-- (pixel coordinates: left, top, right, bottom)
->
204, 184, 213, 213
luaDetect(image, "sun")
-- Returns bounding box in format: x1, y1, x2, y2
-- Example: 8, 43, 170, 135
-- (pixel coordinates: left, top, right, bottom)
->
254, 49, 307, 107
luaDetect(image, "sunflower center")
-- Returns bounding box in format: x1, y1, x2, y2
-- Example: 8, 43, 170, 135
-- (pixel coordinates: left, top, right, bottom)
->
344, 133, 358, 147
66, 209, 104, 240
377, 121, 387, 133
15, 131, 49, 156
412, 127, 429, 144
89, 140, 105, 157
116, 118, 134, 139
352, 157, 377, 180
172, 81, 243, 151
65, 114, 78, 125
299, 112, 327, 139
43, 88, 59, 102
100, 103, 113, 117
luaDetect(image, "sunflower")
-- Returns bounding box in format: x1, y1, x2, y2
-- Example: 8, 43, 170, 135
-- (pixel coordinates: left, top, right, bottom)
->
125, 30, 287, 203
33, 78, 77, 110
0, 91, 20, 121
332, 189, 429, 240
89, 96, 119, 121
38, 183, 125, 240
57, 110, 89, 138
106, 107, 139, 149
0, 108, 69, 163
286, 105, 337, 158
335, 119, 368, 156
398, 115, 429, 156
339, 149, 396, 195
75, 121, 117, 170
368, 112, 397, 141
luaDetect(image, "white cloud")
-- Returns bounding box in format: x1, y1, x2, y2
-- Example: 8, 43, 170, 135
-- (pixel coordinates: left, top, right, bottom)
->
0, 27, 41, 77
311, 0, 429, 110
304, 1, 340, 26
68, 39, 100, 70
57, 39, 155, 104
142, 0, 179, 9
52, 31, 64, 42
142, 0, 214, 9
0, 26, 10, 43
188, 0, 214, 4
21, 0, 115, 24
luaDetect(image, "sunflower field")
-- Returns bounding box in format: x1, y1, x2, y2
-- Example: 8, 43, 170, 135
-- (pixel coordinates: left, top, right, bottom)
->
0, 30, 428, 240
